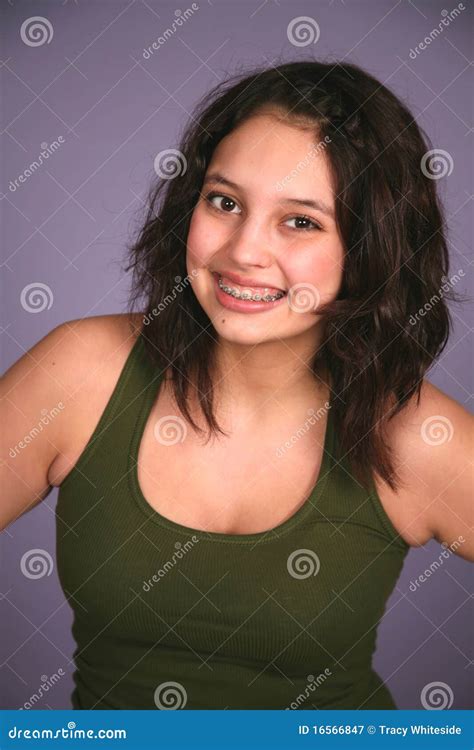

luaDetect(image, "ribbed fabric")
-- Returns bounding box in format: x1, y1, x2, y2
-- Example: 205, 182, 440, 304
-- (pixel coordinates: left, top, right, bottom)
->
55, 330, 410, 710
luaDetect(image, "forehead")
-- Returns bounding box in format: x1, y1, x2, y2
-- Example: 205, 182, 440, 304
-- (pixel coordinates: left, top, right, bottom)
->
207, 112, 334, 198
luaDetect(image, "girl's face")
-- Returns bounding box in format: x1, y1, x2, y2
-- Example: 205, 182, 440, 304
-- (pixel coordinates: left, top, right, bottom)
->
186, 112, 345, 347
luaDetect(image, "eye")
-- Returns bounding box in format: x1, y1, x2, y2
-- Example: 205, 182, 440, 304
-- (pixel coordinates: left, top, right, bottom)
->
204, 192, 242, 214
284, 216, 322, 232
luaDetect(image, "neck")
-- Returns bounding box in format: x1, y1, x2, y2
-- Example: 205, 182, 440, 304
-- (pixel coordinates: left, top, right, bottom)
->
211, 333, 330, 423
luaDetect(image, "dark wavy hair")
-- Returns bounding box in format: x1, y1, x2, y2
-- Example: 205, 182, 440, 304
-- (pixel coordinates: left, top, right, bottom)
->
123, 59, 467, 494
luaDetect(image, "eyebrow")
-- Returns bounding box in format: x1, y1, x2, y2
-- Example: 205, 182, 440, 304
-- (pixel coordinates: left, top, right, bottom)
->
203, 171, 335, 219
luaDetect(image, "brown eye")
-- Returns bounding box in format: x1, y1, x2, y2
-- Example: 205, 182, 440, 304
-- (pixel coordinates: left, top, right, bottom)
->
284, 216, 321, 232
205, 192, 241, 214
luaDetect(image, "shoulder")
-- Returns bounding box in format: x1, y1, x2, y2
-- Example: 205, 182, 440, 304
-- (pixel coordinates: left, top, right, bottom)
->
0, 313, 144, 528
382, 379, 473, 561
45, 313, 145, 484
59, 312, 144, 351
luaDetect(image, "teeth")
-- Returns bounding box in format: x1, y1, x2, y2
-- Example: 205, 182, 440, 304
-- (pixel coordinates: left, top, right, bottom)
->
217, 275, 285, 302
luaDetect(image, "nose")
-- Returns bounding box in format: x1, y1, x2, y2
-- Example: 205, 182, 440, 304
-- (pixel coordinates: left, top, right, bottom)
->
223, 214, 274, 268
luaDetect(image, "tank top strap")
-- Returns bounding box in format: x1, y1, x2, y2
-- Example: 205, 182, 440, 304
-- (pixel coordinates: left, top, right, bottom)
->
60, 330, 164, 491
312, 394, 408, 550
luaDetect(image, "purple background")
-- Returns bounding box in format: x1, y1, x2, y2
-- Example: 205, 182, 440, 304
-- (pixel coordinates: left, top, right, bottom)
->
1, 0, 472, 710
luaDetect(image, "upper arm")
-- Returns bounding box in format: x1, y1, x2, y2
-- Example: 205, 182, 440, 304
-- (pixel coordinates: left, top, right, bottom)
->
0, 322, 73, 530
389, 381, 474, 561
424, 392, 474, 562
0, 313, 144, 531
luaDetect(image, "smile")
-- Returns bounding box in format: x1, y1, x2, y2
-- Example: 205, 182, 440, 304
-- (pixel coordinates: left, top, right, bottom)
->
217, 274, 286, 302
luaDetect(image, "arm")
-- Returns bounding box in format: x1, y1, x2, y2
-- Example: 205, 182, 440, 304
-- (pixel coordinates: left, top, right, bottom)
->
0, 323, 73, 530
423, 391, 474, 562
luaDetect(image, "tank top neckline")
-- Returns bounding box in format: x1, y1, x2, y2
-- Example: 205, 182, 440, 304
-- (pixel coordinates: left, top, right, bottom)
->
128, 333, 336, 545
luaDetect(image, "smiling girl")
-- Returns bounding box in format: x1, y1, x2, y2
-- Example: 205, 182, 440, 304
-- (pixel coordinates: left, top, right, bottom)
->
2, 60, 473, 710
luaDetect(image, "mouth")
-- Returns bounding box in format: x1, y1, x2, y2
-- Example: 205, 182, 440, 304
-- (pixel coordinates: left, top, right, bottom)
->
215, 273, 287, 302
211, 272, 288, 314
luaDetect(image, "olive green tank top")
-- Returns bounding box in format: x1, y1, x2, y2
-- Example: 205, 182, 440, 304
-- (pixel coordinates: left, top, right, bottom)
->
55, 330, 410, 710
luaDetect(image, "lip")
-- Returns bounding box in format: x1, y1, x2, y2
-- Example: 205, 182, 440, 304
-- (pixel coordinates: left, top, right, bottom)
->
212, 272, 287, 314
214, 270, 285, 292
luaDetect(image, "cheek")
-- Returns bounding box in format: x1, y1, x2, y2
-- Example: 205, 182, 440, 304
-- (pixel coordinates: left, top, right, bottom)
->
286, 242, 344, 295
187, 206, 225, 266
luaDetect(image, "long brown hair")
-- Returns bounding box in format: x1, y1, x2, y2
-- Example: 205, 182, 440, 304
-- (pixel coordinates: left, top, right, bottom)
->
123, 59, 467, 493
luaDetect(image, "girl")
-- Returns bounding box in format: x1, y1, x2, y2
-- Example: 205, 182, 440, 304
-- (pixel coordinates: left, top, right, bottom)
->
3, 60, 472, 710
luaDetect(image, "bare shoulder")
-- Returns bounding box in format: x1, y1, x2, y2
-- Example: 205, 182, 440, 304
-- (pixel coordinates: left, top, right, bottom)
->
374, 379, 474, 561
46, 312, 144, 486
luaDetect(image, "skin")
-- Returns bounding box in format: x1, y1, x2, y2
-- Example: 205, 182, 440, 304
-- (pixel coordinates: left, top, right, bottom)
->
184, 109, 474, 561
186, 109, 343, 424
